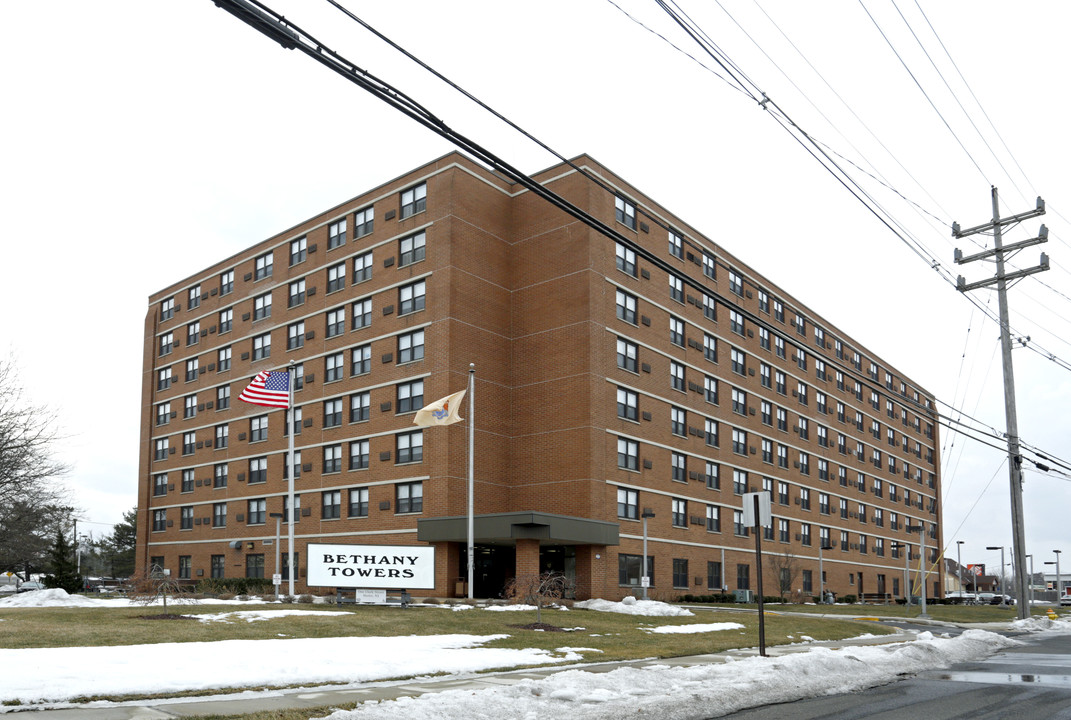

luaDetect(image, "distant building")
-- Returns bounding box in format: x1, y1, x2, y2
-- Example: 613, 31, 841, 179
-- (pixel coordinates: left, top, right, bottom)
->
136, 152, 944, 600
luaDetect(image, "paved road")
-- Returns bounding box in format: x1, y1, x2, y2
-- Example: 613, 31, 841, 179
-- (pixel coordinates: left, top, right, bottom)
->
716, 629, 1071, 720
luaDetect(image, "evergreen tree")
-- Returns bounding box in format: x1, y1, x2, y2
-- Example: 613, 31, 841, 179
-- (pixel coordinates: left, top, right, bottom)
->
43, 529, 82, 593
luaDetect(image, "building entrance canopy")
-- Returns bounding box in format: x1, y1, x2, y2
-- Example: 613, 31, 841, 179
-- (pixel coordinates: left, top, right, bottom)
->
417, 511, 619, 546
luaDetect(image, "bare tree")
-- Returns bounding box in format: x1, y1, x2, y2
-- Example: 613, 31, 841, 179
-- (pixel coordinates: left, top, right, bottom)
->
503, 572, 570, 624
0, 358, 71, 576
126, 563, 193, 615
769, 552, 801, 601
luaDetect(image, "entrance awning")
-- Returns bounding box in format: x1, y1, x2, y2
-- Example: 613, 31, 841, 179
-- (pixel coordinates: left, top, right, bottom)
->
417, 511, 619, 546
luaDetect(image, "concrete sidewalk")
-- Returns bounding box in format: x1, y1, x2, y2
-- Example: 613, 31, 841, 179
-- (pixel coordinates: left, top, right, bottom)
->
14, 625, 916, 719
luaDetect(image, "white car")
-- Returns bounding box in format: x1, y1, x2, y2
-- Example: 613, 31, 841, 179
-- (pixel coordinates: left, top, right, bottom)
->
1060, 594, 1071, 607
16, 581, 46, 593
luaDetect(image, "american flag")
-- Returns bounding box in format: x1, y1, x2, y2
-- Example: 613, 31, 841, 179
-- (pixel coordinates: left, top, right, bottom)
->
239, 370, 290, 408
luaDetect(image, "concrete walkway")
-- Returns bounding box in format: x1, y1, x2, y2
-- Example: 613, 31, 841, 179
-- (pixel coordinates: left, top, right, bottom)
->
15, 624, 918, 719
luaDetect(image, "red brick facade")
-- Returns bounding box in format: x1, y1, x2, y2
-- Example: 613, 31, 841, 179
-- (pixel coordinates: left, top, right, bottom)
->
137, 152, 944, 601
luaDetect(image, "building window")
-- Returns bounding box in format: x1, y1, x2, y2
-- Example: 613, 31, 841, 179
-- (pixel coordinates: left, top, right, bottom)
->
670, 407, 686, 436
213, 463, 228, 488
729, 309, 744, 335
672, 499, 687, 528
322, 490, 341, 520
327, 262, 346, 293
211, 555, 225, 578
774, 335, 786, 360
398, 329, 424, 363
351, 344, 371, 376
705, 418, 718, 447
218, 346, 231, 372
777, 445, 788, 468
732, 388, 747, 415
152, 509, 166, 532
254, 293, 272, 321
351, 298, 372, 330
760, 363, 771, 389
283, 494, 300, 524
705, 376, 718, 404
728, 269, 743, 296
215, 423, 228, 449
672, 558, 689, 588
703, 294, 717, 322
671, 361, 685, 391
733, 469, 748, 495
246, 554, 265, 579
213, 502, 227, 528
323, 444, 342, 474
248, 456, 267, 484
778, 518, 789, 543
761, 438, 773, 463
615, 196, 636, 230
217, 384, 231, 410
618, 554, 654, 587
288, 321, 305, 350
351, 390, 372, 424
704, 334, 717, 362
732, 428, 747, 455
669, 275, 684, 303
325, 352, 344, 382
182, 431, 195, 455
247, 498, 266, 525
396, 481, 423, 513
669, 316, 684, 346
730, 348, 745, 375
250, 415, 268, 442
614, 242, 637, 276
736, 563, 750, 589
158, 368, 172, 391
706, 506, 720, 533
255, 252, 273, 280
289, 237, 307, 266
760, 400, 772, 426
705, 461, 720, 490
400, 182, 426, 219
349, 439, 369, 470
618, 437, 638, 471
184, 395, 196, 419
671, 452, 686, 482
186, 321, 200, 347
324, 398, 343, 428
669, 230, 683, 258
326, 307, 345, 338
800, 487, 811, 510
156, 402, 171, 427
252, 333, 271, 361
328, 219, 347, 249
397, 380, 424, 413
218, 308, 233, 334
702, 253, 716, 280
178, 556, 191, 579
616, 289, 637, 324
355, 206, 374, 237
349, 487, 369, 517
353, 251, 373, 284
160, 296, 175, 321
617, 488, 638, 520
153, 473, 167, 497
399, 280, 426, 315
617, 387, 638, 421
396, 430, 423, 464
617, 338, 637, 372
159, 332, 174, 357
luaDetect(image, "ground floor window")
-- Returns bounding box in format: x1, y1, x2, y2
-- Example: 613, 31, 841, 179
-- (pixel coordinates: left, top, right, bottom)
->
736, 563, 750, 590
178, 556, 191, 579
618, 553, 654, 587
802, 569, 813, 593
211, 555, 225, 579
672, 558, 689, 589
246, 554, 264, 579
707, 561, 722, 590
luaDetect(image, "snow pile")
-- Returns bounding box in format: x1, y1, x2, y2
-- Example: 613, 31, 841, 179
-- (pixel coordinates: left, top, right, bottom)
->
646, 622, 744, 634
0, 589, 107, 608
574, 598, 694, 617
1010, 615, 1071, 633
197, 610, 349, 623
0, 635, 584, 705
318, 629, 1017, 720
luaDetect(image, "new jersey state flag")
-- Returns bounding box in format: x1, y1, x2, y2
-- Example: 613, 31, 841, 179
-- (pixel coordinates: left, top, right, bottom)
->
413, 389, 466, 427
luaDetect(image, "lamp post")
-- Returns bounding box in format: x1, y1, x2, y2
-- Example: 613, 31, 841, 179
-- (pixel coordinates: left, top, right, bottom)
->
269, 512, 283, 600
641, 508, 655, 600
986, 546, 1006, 607
956, 540, 965, 596
1056, 550, 1063, 603
818, 540, 832, 603
1025, 554, 1033, 607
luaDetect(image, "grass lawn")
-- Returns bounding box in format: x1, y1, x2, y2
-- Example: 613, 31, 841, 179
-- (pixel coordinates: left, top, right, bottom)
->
719, 600, 1053, 623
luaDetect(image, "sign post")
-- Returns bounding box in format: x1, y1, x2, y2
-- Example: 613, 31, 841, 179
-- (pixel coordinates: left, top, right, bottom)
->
743, 492, 772, 657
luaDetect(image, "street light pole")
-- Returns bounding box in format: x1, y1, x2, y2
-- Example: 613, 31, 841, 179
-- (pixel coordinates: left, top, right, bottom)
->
987, 546, 1007, 607
1056, 550, 1063, 603
1026, 554, 1033, 607
956, 541, 965, 596
641, 508, 655, 600
907, 523, 928, 616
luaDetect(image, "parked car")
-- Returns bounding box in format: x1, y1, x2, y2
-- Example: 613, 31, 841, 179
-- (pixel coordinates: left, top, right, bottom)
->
983, 593, 1015, 605
16, 581, 45, 593
1059, 593, 1071, 606
976, 592, 996, 604
945, 591, 978, 605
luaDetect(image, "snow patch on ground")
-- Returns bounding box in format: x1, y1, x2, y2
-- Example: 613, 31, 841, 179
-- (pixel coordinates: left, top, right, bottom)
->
646, 622, 745, 634
573, 598, 694, 617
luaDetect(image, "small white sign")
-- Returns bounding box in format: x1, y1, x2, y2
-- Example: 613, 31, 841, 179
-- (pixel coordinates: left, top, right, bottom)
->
307, 543, 436, 589
355, 588, 387, 604
641, 576, 650, 588
742, 492, 772, 527
272, 574, 282, 586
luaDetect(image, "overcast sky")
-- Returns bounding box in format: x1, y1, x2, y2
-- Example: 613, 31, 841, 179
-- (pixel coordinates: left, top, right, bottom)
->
2, 1, 1068, 578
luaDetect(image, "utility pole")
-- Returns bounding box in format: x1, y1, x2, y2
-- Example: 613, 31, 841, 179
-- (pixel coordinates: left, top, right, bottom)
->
953, 188, 1048, 621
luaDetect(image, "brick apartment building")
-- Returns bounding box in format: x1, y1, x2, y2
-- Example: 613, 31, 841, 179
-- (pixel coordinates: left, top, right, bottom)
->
136, 152, 944, 601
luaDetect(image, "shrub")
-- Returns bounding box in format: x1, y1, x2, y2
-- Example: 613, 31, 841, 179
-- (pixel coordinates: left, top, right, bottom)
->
842, 594, 857, 604
297, 594, 314, 604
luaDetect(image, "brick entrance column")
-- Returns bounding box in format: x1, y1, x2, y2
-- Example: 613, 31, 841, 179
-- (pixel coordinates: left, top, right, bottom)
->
515, 539, 540, 577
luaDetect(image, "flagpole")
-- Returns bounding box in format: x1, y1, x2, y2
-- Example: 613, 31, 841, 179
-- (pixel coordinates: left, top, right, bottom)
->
467, 363, 475, 600
286, 360, 295, 598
